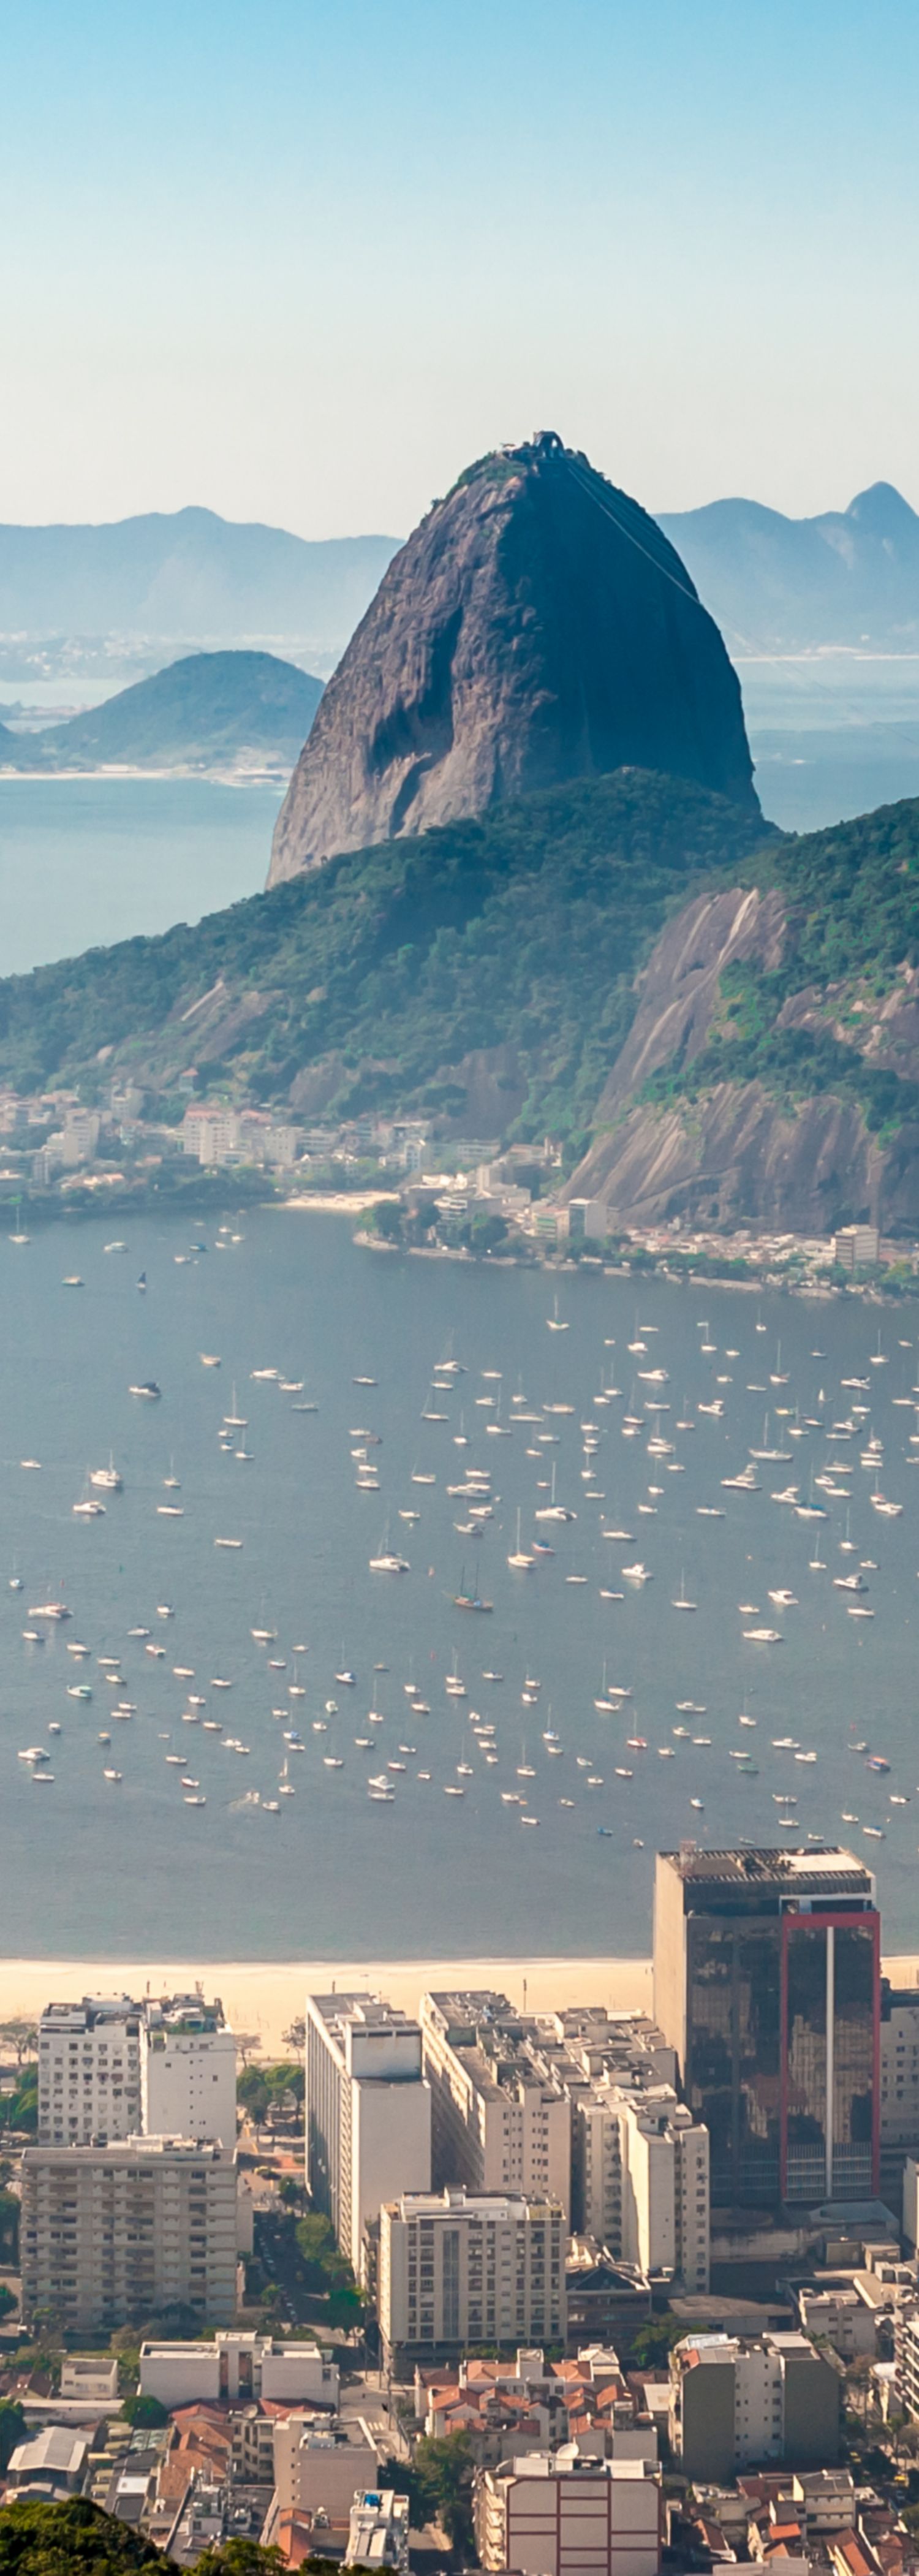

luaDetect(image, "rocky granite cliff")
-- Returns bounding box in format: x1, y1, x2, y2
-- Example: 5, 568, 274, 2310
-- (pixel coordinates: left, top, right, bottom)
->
564, 797, 919, 1233
269, 433, 759, 884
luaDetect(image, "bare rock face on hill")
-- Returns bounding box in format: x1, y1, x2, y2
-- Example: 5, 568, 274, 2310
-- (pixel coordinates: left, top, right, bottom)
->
269, 433, 759, 884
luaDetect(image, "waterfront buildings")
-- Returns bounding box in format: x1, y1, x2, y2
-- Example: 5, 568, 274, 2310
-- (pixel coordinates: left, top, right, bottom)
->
419, 1991, 708, 2292
141, 1996, 238, 2144
475, 2448, 660, 2576
653, 1848, 880, 2210
304, 1992, 431, 2282
37, 1996, 142, 2144
378, 2186, 566, 2363
833, 1225, 881, 1270
37, 1992, 236, 2148
669, 2331, 842, 2481
20, 2136, 238, 2330
420, 1990, 572, 2214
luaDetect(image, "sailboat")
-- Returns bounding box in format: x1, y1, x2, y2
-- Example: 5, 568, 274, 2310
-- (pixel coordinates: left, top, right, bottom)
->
749, 1412, 791, 1463
453, 1563, 493, 1612
546, 1295, 569, 1333
534, 1463, 577, 1523
369, 1516, 410, 1574
671, 1570, 697, 1612
507, 1509, 534, 1570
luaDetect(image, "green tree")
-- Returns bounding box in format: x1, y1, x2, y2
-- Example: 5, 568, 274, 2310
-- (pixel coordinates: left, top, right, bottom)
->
0, 2496, 162, 2572
383, 2431, 475, 2553
0, 2069, 38, 2136
0, 2025, 38, 2072
0, 2186, 20, 2263
194, 2542, 284, 2576
0, 2405, 27, 2475
292, 2214, 363, 2324
121, 2395, 168, 2430
238, 2062, 303, 2127
630, 2315, 685, 2368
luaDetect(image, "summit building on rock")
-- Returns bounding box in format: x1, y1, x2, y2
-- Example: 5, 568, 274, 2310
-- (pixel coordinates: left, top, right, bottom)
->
268, 433, 760, 885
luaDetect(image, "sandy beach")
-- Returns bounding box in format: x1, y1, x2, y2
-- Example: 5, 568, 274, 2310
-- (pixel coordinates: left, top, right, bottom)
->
1, 1952, 916, 2055
0, 1957, 654, 2055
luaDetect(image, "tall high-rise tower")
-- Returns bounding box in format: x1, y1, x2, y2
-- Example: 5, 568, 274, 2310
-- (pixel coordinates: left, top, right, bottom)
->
653, 1847, 879, 2210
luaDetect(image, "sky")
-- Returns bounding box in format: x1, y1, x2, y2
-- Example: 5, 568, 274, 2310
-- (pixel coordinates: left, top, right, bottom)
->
2, 0, 918, 540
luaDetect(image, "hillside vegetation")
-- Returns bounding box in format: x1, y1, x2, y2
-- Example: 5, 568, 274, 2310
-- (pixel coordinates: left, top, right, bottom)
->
0, 771, 770, 1148
0, 652, 322, 775
644, 795, 919, 1135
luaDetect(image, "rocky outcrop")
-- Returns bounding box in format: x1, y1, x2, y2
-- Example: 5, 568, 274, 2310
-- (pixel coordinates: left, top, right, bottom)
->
592, 882, 787, 1114
269, 433, 759, 884
567, 877, 919, 1233
571, 1080, 899, 1233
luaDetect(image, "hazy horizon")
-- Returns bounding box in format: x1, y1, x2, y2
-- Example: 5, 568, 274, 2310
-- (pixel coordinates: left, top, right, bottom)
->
4, 0, 919, 542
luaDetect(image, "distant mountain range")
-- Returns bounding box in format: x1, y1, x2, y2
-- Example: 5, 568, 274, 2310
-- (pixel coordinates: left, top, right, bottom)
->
657, 482, 919, 653
2, 481, 918, 670
0, 650, 322, 776
0, 507, 399, 662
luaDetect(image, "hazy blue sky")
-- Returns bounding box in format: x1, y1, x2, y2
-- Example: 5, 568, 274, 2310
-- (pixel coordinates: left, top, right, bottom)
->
4, 0, 918, 537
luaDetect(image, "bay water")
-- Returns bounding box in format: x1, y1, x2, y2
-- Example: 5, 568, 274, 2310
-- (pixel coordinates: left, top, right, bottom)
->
2, 1210, 918, 1960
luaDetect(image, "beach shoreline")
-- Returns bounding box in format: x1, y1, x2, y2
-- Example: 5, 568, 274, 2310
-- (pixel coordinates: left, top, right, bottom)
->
1, 1952, 916, 2056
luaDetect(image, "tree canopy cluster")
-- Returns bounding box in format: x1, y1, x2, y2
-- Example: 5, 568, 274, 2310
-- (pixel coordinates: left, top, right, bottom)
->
0, 2501, 375, 2576
0, 771, 768, 1154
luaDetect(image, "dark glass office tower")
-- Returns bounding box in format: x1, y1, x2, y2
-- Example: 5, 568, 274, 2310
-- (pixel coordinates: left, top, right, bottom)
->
654, 1848, 879, 2211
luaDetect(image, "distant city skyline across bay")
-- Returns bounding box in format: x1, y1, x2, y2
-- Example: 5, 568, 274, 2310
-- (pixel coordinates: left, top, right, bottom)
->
2, 0, 918, 538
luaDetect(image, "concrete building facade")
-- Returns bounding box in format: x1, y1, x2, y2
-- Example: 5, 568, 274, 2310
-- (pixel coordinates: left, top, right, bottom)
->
20, 2137, 238, 2330
669, 2332, 842, 2482
141, 1996, 237, 2145
579, 2090, 709, 2292
37, 1997, 142, 2144
37, 1991, 235, 2148
139, 2332, 339, 2409
305, 1992, 431, 2282
475, 2448, 660, 2576
345, 2487, 410, 2572
420, 1992, 572, 2214
379, 2187, 566, 2363
272, 2417, 379, 2521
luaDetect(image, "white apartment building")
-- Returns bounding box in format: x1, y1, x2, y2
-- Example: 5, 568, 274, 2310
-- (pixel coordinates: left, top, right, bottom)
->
669, 2332, 841, 2482
140, 2331, 338, 2409
420, 1992, 572, 2216
475, 2447, 660, 2576
305, 1993, 431, 2282
38, 1992, 235, 2146
379, 2188, 567, 2362
894, 2303, 919, 2420
142, 1996, 237, 2145
38, 1998, 143, 2143
20, 2137, 238, 2330
880, 1985, 919, 2147
580, 2089, 709, 2292
182, 1108, 300, 1169
345, 2488, 409, 2573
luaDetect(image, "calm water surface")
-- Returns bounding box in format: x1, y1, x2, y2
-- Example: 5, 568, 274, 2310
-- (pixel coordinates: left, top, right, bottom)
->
2, 1214, 919, 1960
0, 779, 281, 974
